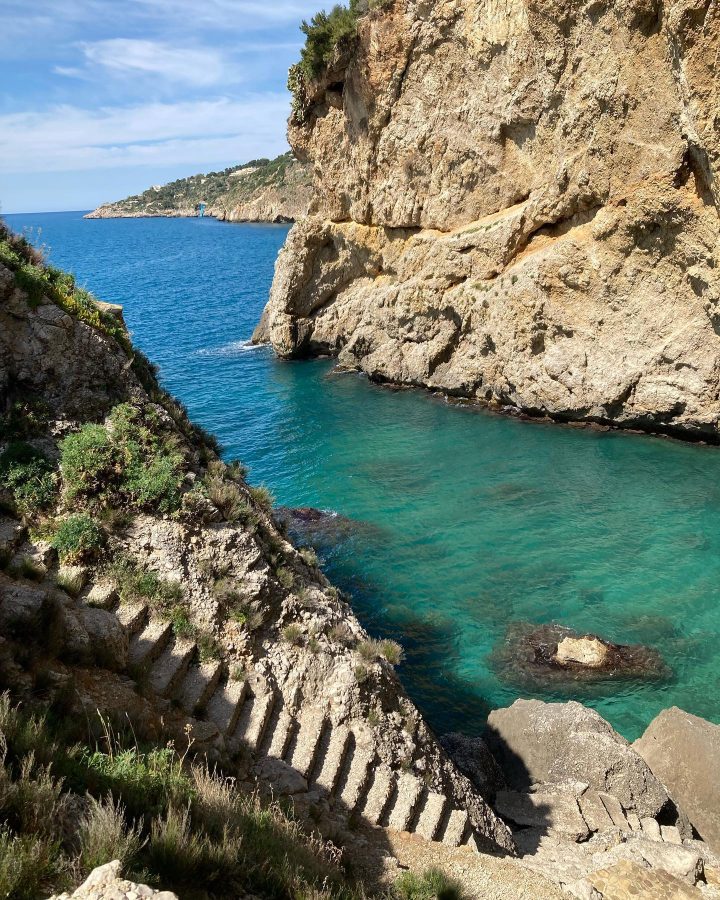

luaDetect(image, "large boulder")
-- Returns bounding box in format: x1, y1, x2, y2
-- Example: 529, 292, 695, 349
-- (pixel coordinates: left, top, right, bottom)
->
633, 708, 720, 853
486, 700, 672, 818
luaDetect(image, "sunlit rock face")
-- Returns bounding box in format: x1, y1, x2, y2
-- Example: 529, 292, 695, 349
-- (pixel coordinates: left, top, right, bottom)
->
257, 0, 720, 439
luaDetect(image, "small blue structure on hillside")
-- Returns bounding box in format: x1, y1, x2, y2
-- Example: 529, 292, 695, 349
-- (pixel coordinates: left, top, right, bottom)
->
197, 201, 207, 218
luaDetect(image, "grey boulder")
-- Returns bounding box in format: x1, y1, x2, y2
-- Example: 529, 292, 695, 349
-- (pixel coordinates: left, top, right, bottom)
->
634, 707, 720, 853
486, 699, 671, 819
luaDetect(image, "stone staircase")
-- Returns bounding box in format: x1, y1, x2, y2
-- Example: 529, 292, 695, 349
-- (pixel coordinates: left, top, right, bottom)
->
117, 600, 485, 851
496, 783, 719, 894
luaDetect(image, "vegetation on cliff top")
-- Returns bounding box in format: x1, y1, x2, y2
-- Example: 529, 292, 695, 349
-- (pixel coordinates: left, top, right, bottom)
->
0, 223, 129, 350
288, 0, 392, 112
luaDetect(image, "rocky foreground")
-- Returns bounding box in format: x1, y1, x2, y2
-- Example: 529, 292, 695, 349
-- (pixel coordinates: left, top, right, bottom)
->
86, 153, 312, 223
256, 0, 720, 440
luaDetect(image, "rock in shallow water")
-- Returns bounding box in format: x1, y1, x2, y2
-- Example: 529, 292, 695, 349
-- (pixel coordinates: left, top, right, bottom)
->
274, 506, 384, 554
491, 623, 669, 688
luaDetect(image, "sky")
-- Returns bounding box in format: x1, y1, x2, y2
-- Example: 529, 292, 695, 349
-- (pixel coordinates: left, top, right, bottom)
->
1, 0, 324, 213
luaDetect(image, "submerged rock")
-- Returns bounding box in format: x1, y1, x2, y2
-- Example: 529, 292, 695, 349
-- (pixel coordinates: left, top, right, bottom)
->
634, 708, 720, 853
274, 506, 382, 553
491, 623, 668, 687
486, 699, 674, 819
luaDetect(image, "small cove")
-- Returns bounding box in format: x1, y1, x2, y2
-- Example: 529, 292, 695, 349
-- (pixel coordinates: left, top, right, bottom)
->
8, 210, 720, 741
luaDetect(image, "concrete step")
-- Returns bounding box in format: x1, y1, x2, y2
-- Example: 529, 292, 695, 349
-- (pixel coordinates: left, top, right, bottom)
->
312, 726, 350, 796
205, 679, 248, 735
388, 772, 423, 832
235, 690, 275, 751
362, 768, 394, 826
338, 742, 373, 810
115, 602, 148, 637
442, 808, 470, 848
286, 708, 325, 779
414, 790, 448, 842
128, 619, 173, 669
149, 639, 196, 697
266, 709, 295, 760
178, 660, 223, 716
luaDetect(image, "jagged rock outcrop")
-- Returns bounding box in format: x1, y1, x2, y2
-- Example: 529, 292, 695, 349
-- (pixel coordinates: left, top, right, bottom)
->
256, 0, 720, 439
86, 153, 312, 223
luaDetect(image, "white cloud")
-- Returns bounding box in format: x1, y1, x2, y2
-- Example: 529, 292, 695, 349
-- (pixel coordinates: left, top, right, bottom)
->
0, 96, 292, 173
80, 39, 227, 86
53, 66, 86, 78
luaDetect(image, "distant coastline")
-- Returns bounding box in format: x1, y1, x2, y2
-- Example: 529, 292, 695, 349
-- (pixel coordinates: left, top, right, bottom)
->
85, 152, 312, 224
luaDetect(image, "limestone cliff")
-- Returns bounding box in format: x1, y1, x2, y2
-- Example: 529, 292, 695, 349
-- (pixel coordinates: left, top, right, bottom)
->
256, 0, 720, 439
86, 153, 312, 223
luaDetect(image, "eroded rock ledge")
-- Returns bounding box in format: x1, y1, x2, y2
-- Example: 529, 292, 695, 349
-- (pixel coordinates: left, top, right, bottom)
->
255, 0, 720, 440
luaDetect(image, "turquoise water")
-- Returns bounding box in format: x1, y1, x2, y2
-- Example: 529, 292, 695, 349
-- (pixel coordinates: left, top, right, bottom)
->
7, 211, 720, 741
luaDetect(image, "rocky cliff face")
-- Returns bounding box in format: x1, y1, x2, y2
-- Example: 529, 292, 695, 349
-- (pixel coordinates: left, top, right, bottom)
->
86, 153, 312, 223
0, 222, 514, 859
256, 0, 720, 439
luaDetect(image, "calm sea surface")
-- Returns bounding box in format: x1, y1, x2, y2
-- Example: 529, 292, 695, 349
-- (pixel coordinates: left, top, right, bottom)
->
7, 210, 720, 740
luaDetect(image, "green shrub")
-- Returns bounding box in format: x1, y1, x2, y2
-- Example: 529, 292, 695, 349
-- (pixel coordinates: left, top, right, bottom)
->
51, 514, 104, 563
59, 404, 184, 514
276, 566, 295, 590
290, 0, 392, 88
281, 623, 303, 645
73, 746, 193, 822
55, 568, 86, 597
146, 805, 244, 890
295, 0, 361, 82
196, 632, 221, 662
357, 637, 404, 666
107, 555, 183, 615
300, 547, 319, 568
0, 828, 65, 900
76, 795, 143, 876
0, 442, 56, 515
394, 867, 466, 900
379, 638, 404, 666
249, 484, 274, 514
230, 602, 263, 632
59, 424, 115, 501
204, 474, 253, 523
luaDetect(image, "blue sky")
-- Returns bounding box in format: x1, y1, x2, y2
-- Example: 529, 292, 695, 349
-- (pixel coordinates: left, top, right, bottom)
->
1, 0, 324, 212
